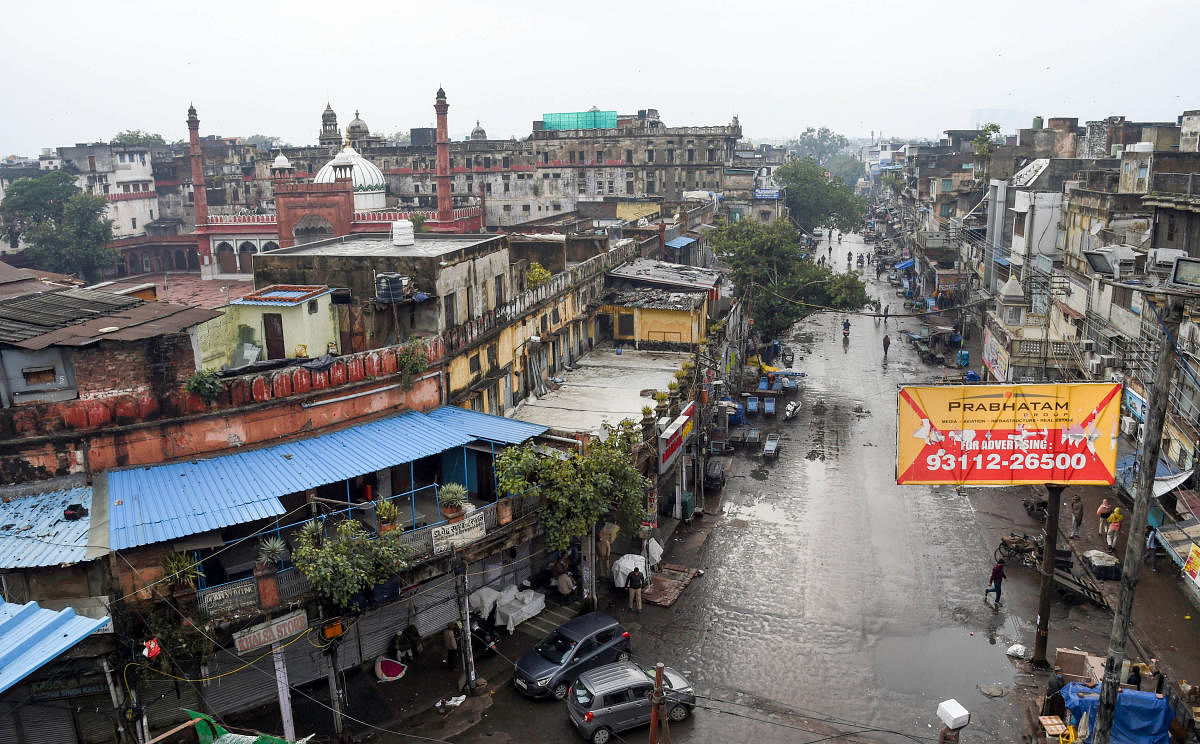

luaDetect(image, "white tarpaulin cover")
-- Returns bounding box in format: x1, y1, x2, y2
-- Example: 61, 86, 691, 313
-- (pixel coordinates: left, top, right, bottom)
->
1155, 471, 1191, 498
612, 554, 648, 588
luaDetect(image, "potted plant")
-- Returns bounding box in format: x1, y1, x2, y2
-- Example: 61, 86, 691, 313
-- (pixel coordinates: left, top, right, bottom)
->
439, 483, 468, 523
255, 536, 287, 610
161, 551, 203, 604
375, 499, 400, 534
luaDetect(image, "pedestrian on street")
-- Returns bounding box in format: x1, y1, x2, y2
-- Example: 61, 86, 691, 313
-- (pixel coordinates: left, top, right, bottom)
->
985, 559, 1006, 607
555, 569, 577, 603
597, 533, 612, 579
882, 334, 891, 358
883, 305, 889, 323
1144, 526, 1161, 572
1096, 498, 1113, 537
1069, 494, 1084, 538
443, 622, 459, 670
626, 566, 645, 612
1106, 507, 1125, 549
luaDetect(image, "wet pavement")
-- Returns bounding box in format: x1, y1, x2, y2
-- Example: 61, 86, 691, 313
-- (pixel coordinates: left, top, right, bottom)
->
308, 232, 1199, 744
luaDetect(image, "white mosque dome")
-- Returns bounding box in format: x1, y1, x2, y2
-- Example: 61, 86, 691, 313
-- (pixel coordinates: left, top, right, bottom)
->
313, 145, 386, 193
271, 153, 291, 169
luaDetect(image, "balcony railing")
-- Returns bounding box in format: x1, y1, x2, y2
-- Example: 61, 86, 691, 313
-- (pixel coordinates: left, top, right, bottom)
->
1148, 172, 1200, 196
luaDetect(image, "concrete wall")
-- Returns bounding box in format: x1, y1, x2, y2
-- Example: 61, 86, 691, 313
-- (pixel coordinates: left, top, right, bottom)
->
599, 304, 704, 348
232, 296, 340, 362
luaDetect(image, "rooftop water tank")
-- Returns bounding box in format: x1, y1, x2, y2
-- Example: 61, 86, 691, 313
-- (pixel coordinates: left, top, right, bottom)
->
392, 219, 415, 246
375, 273, 409, 303
1032, 116, 1044, 130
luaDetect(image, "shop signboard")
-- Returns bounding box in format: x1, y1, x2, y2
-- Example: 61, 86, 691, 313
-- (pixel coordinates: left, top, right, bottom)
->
658, 402, 696, 473
233, 609, 308, 654
1124, 387, 1148, 423
896, 383, 1122, 486
982, 328, 1010, 382
754, 188, 781, 199
432, 511, 486, 556
1183, 544, 1200, 588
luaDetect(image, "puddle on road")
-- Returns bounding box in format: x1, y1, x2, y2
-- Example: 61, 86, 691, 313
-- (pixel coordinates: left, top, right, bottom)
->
871, 626, 1017, 701
748, 466, 769, 481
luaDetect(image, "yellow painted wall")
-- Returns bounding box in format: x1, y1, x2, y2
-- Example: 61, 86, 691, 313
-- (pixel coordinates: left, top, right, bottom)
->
195, 296, 340, 368
599, 304, 706, 345
615, 203, 661, 222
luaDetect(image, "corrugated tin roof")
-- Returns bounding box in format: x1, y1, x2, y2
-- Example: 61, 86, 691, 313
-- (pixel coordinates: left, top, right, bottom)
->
0, 288, 140, 344
0, 486, 95, 568
13, 302, 218, 350
232, 285, 331, 307
425, 406, 547, 444
664, 236, 697, 249
0, 601, 109, 695
106, 411, 476, 550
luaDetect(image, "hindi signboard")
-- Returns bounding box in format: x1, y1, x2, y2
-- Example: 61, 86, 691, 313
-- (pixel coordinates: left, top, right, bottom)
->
658, 402, 696, 473
233, 609, 308, 654
896, 383, 1122, 486
432, 511, 486, 556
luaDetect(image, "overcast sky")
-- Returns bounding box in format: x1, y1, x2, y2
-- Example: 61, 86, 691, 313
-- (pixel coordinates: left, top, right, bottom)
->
3, 0, 1197, 156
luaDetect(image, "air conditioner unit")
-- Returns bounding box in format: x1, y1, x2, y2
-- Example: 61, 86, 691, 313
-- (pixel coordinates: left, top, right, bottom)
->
1100, 354, 1119, 367
1121, 416, 1137, 436
1148, 248, 1186, 270
1081, 339, 1095, 352
1087, 358, 1103, 375
1137, 423, 1146, 442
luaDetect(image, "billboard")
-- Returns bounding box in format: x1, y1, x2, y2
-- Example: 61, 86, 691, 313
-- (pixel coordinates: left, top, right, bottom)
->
981, 328, 1010, 382
897, 383, 1122, 485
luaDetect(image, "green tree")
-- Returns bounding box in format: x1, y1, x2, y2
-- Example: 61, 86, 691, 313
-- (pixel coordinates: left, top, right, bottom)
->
710, 218, 869, 339
972, 123, 1001, 159
244, 134, 285, 151
786, 127, 849, 165
825, 153, 865, 188
112, 130, 166, 146
775, 158, 865, 233
291, 519, 407, 610
1, 171, 117, 279
496, 424, 649, 551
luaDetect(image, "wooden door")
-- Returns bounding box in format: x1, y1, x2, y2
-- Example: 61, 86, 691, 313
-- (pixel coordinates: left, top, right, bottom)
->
263, 313, 285, 359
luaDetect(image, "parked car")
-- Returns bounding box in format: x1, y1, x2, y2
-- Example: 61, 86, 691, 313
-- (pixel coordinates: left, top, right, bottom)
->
566, 661, 695, 744
513, 612, 631, 700
703, 460, 725, 490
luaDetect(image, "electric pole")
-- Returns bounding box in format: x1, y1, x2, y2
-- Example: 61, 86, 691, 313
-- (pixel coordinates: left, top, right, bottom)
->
1032, 483, 1064, 666
453, 552, 478, 693
1093, 295, 1182, 744
647, 662, 664, 744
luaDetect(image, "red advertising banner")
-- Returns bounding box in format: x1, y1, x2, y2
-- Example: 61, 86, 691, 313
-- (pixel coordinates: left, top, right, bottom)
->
896, 383, 1122, 486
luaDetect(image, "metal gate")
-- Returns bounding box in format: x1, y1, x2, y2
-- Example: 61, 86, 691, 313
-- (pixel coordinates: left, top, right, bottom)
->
17, 700, 78, 744
414, 574, 459, 637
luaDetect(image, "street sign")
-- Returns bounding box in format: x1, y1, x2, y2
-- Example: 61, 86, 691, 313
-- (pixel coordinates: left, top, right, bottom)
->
233, 609, 308, 654
658, 402, 696, 473
896, 383, 1122, 485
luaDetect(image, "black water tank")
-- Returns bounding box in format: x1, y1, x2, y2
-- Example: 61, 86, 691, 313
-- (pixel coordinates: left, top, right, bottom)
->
375, 273, 405, 302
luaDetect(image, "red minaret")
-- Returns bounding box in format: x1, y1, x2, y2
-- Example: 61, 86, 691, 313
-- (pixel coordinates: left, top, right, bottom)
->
434, 87, 452, 224
186, 104, 212, 274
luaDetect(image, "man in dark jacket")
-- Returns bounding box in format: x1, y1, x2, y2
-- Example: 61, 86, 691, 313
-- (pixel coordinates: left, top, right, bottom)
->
985, 559, 1006, 607
627, 567, 645, 612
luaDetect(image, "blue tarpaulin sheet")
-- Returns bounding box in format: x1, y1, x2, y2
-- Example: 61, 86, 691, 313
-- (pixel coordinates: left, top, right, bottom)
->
894, 259, 914, 270
1060, 682, 1173, 744
665, 236, 696, 249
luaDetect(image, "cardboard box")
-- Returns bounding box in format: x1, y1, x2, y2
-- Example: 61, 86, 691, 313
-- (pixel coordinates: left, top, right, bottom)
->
1055, 648, 1094, 684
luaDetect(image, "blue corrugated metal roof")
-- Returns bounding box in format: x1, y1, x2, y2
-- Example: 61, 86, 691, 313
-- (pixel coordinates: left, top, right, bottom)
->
664, 236, 697, 249
0, 601, 109, 694
425, 406, 548, 444
0, 487, 95, 569
894, 259, 914, 270
106, 411, 475, 550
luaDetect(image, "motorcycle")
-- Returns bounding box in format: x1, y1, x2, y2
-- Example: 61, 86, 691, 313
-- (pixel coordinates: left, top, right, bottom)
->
470, 612, 500, 657
1023, 494, 1048, 523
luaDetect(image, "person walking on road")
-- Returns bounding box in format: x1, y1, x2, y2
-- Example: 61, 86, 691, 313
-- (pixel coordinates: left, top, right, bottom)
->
883, 305, 889, 323
626, 566, 645, 612
1144, 526, 1161, 572
882, 334, 891, 358
985, 559, 1006, 607
443, 622, 459, 669
1105, 507, 1125, 549
596, 532, 612, 579
1096, 498, 1113, 537
1069, 494, 1084, 539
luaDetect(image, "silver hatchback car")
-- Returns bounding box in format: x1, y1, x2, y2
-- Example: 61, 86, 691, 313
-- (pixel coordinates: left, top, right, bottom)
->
566, 661, 695, 744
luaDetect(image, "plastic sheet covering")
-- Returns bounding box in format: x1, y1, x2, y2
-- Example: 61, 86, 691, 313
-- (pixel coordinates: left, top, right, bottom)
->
1060, 682, 1173, 744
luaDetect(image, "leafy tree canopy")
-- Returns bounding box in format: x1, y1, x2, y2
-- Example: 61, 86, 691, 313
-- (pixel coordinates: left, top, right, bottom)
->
711, 218, 870, 339
112, 129, 166, 146
775, 158, 865, 233
785, 127, 849, 165
292, 519, 407, 610
972, 123, 1001, 158
825, 153, 865, 188
1, 170, 117, 279
496, 422, 649, 551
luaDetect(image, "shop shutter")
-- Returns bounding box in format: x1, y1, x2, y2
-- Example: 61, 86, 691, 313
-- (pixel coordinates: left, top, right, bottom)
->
200, 648, 281, 715
0, 705, 19, 744
351, 601, 412, 664
18, 701, 78, 744
414, 574, 460, 637
73, 705, 119, 744
143, 676, 201, 734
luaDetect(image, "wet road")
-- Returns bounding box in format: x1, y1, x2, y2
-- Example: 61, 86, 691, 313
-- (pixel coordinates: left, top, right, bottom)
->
462, 232, 1055, 744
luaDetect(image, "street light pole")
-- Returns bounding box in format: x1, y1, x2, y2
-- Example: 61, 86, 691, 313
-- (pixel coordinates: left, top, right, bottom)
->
1032, 484, 1064, 667
1093, 295, 1182, 744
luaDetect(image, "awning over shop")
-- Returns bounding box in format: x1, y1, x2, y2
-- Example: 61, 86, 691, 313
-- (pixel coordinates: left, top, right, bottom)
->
894, 259, 914, 270
0, 601, 109, 694
104, 407, 547, 550
1116, 453, 1189, 498
665, 236, 697, 249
